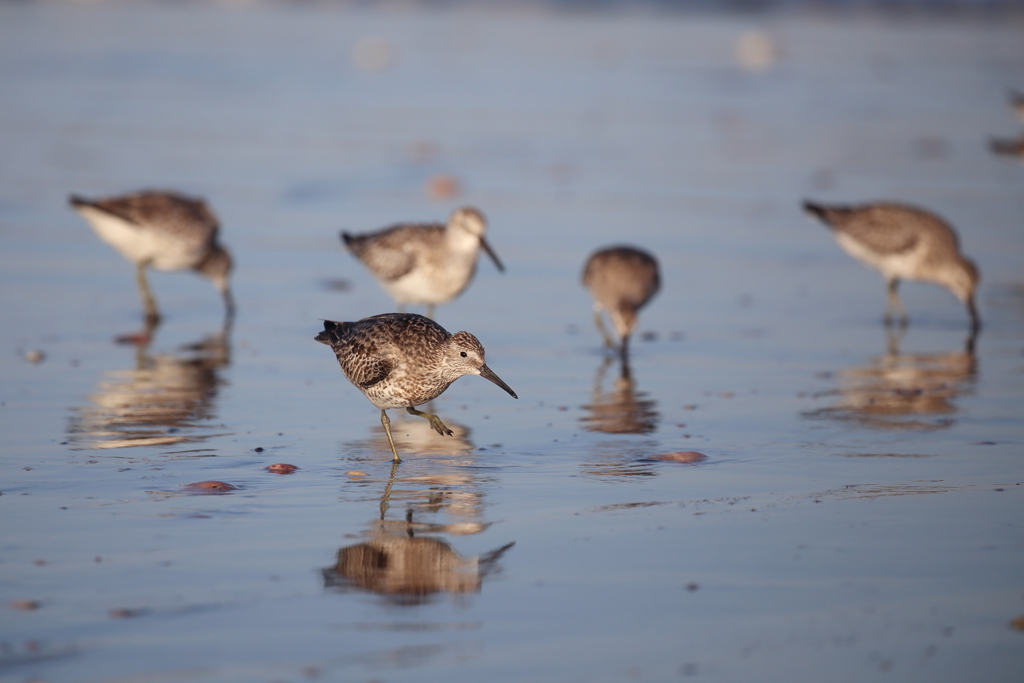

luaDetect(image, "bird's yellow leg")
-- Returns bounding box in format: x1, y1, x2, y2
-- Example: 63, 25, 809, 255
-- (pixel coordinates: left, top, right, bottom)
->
593, 310, 616, 348
406, 406, 453, 437
379, 459, 400, 519
885, 278, 908, 328
380, 410, 401, 462
136, 262, 160, 324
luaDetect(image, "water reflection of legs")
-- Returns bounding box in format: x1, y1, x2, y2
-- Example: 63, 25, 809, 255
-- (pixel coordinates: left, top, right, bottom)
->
804, 327, 977, 431
357, 401, 474, 459
884, 323, 907, 356
580, 352, 658, 435
68, 323, 232, 449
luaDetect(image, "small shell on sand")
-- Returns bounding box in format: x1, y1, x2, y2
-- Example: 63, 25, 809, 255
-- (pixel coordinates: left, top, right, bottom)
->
181, 481, 237, 492
352, 36, 395, 72
426, 174, 460, 199
114, 332, 151, 345
345, 471, 368, 477
266, 463, 298, 474
735, 30, 778, 71
650, 451, 707, 464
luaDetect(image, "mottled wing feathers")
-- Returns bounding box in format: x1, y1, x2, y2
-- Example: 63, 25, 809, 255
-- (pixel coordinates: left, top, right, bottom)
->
317, 315, 452, 391
341, 223, 446, 282
804, 201, 922, 256
69, 191, 220, 242
316, 320, 396, 388
357, 313, 452, 355
353, 357, 395, 388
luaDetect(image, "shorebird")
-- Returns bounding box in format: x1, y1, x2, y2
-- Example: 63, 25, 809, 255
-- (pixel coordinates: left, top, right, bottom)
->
340, 206, 504, 318
315, 313, 517, 462
581, 246, 661, 357
803, 200, 980, 331
69, 191, 234, 324
988, 134, 1024, 160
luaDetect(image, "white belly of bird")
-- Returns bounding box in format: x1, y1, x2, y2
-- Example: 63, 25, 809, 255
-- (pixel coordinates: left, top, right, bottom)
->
835, 232, 923, 281
361, 365, 448, 410
382, 251, 477, 306
82, 209, 206, 271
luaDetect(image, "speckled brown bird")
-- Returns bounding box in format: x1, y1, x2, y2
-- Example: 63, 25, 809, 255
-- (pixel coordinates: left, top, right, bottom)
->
340, 207, 503, 319
315, 313, 517, 462
581, 246, 661, 357
988, 134, 1024, 160
803, 200, 979, 331
69, 190, 234, 324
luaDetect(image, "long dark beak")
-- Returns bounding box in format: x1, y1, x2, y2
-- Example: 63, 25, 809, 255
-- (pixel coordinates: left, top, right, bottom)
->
480, 236, 505, 273
479, 364, 517, 399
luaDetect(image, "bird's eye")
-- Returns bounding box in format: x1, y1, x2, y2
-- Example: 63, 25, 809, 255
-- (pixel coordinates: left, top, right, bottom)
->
460, 351, 467, 357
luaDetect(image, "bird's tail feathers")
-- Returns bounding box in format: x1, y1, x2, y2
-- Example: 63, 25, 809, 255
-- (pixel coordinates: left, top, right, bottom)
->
68, 194, 93, 209
802, 199, 849, 225
315, 319, 346, 345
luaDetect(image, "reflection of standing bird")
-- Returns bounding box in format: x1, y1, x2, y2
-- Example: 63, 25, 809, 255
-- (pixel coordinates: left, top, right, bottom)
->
69, 191, 234, 324
580, 354, 659, 435
341, 207, 504, 319
581, 246, 661, 357
315, 313, 517, 463
68, 329, 231, 450
803, 328, 977, 431
324, 518, 515, 604
803, 200, 980, 332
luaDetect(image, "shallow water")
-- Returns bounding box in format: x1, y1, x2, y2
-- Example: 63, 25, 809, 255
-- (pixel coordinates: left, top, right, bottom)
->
2, 3, 1023, 682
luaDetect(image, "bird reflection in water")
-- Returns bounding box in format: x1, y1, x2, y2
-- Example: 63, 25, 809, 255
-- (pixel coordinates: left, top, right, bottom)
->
364, 415, 487, 533
324, 465, 514, 605
67, 324, 231, 449
804, 328, 977, 430
351, 406, 488, 522
580, 354, 659, 435
579, 354, 661, 479
357, 402, 476, 458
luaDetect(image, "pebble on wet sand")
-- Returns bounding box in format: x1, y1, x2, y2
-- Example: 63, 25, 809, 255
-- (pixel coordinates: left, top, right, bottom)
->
650, 451, 707, 464
181, 481, 237, 492
426, 173, 460, 199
